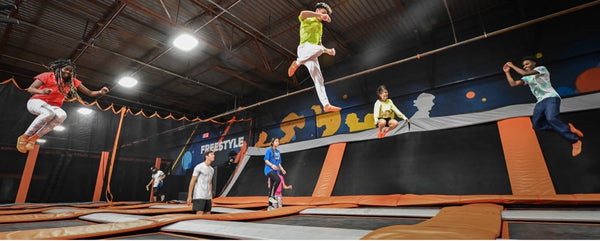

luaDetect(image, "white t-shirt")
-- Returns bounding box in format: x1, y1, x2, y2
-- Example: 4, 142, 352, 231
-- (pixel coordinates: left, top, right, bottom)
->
522, 66, 560, 102
192, 162, 214, 199
152, 170, 165, 187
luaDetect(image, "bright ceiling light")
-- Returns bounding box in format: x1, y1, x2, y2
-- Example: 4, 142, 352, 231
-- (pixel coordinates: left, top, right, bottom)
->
54, 125, 65, 131
118, 76, 138, 88
78, 108, 92, 115
173, 33, 198, 51
36, 139, 47, 143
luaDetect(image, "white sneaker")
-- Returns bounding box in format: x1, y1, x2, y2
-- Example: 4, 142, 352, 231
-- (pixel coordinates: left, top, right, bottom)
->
269, 196, 278, 204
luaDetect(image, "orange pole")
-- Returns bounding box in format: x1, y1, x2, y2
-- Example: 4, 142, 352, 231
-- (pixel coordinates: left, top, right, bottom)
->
105, 107, 126, 205
15, 145, 40, 203
92, 151, 109, 202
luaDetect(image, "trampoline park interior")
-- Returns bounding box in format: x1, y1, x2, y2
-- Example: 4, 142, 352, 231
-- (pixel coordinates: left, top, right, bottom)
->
1, 0, 600, 240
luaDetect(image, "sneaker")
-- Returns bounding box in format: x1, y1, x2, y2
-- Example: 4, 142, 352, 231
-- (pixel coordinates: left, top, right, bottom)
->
267, 206, 274, 211
16, 134, 29, 153
25, 134, 39, 151
568, 123, 584, 138
323, 104, 341, 112
268, 196, 278, 204
287, 61, 299, 77
572, 140, 582, 157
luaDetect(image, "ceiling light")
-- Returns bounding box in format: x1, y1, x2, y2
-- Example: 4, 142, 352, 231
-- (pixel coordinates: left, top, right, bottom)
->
36, 139, 47, 143
78, 108, 92, 115
173, 33, 198, 51
54, 125, 65, 131
118, 76, 138, 88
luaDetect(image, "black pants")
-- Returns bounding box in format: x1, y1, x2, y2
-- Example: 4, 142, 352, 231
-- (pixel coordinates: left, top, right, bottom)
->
266, 170, 281, 197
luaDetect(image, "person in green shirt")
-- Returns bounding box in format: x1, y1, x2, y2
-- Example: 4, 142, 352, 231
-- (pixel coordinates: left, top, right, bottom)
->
503, 56, 583, 156
287, 2, 341, 113
373, 85, 408, 138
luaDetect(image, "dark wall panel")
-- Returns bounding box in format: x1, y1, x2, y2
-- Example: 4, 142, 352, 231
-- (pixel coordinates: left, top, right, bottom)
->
227, 146, 328, 197
538, 109, 600, 194
333, 123, 512, 196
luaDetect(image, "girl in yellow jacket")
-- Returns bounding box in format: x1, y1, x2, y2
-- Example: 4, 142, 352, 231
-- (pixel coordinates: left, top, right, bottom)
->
373, 85, 409, 138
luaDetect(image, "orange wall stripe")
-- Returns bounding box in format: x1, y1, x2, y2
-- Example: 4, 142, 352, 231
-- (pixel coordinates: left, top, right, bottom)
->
312, 142, 346, 197
15, 145, 40, 203
93, 152, 109, 202
497, 117, 556, 196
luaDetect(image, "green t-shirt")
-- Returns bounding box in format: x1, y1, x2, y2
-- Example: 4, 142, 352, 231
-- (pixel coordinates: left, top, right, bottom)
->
299, 15, 322, 45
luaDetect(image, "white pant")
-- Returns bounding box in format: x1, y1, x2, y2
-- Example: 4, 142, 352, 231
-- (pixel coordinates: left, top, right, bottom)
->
295, 42, 330, 107
25, 99, 67, 137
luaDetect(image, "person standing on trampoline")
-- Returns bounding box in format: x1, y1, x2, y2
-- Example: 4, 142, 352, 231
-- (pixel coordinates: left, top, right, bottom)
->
16, 59, 109, 153
287, 2, 341, 113
503, 56, 583, 156
264, 138, 287, 209
187, 151, 215, 215
147, 166, 166, 202
373, 85, 408, 138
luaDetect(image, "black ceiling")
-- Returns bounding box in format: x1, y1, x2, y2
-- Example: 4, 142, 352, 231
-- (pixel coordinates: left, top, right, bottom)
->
0, 0, 595, 120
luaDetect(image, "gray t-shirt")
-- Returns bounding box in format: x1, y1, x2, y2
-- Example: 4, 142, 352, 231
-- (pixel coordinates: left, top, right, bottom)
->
192, 162, 214, 199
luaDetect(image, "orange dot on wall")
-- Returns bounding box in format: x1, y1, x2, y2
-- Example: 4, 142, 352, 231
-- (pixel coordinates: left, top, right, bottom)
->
466, 91, 476, 99
576, 67, 600, 93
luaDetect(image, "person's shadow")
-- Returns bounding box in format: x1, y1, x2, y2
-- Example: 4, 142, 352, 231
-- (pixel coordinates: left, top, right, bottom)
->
410, 93, 436, 119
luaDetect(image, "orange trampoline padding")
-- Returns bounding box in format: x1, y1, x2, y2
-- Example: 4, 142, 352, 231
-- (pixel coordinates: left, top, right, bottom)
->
214, 194, 600, 206
361, 203, 503, 240
214, 202, 267, 209
312, 142, 346, 197
0, 206, 314, 240
497, 117, 556, 196
0, 206, 194, 224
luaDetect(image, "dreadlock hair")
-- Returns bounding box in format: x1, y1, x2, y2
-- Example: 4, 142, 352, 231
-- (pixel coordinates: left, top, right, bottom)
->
48, 59, 79, 100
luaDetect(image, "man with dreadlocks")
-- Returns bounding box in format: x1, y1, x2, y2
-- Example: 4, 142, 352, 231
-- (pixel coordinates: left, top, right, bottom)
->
16, 59, 109, 153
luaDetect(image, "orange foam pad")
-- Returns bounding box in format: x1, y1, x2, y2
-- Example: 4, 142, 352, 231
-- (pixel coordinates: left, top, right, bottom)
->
361, 203, 503, 240
0, 205, 313, 239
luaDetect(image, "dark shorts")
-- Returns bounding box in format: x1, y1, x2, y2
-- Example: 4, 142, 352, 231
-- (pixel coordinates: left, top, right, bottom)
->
152, 187, 162, 196
192, 199, 212, 213
377, 118, 391, 127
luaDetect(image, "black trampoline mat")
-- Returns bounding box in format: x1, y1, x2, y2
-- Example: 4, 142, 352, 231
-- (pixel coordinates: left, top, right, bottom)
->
254, 214, 424, 230
227, 146, 328, 196
508, 222, 600, 239
0, 219, 91, 232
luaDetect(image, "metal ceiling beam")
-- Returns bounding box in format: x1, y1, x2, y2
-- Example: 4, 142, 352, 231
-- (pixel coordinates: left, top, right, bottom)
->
188, 0, 300, 87
214, 65, 270, 90
71, 1, 127, 62
122, 0, 297, 95
0, 0, 22, 54
253, 38, 271, 72
16, 17, 234, 97
196, 0, 296, 58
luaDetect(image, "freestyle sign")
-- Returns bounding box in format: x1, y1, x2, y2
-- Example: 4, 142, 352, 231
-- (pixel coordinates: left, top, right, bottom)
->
200, 137, 244, 154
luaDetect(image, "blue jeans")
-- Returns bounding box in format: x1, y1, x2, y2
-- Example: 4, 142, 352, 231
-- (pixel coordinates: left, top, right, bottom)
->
532, 97, 579, 143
